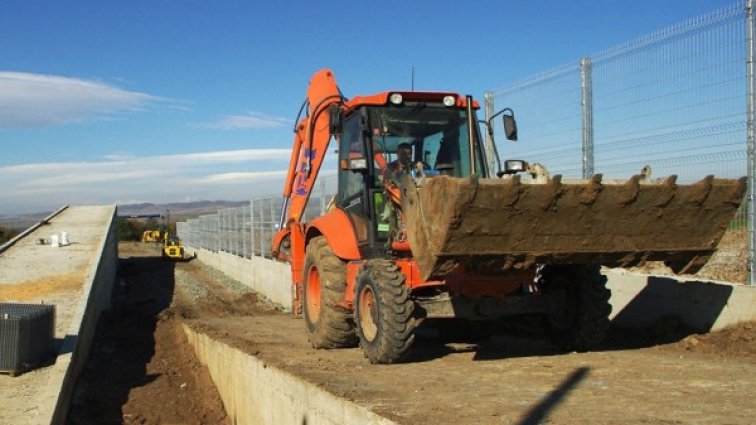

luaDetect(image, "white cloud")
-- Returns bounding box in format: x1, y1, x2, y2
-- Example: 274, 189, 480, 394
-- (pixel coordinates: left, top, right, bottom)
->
101, 151, 137, 161
199, 170, 288, 184
197, 111, 291, 130
0, 71, 160, 128
0, 148, 298, 214
0, 148, 292, 178
161, 148, 291, 164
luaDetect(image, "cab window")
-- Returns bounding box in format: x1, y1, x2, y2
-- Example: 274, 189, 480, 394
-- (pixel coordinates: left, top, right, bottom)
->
338, 113, 369, 242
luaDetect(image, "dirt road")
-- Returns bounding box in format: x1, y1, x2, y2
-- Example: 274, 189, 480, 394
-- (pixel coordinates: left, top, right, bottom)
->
70, 242, 755, 424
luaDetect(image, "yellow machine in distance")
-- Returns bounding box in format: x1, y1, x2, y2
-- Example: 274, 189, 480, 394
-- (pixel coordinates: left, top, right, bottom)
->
141, 230, 162, 243
162, 233, 190, 260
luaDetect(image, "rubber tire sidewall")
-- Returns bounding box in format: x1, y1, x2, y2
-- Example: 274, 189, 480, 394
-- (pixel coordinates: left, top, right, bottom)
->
302, 236, 358, 348
354, 259, 415, 364
543, 265, 612, 352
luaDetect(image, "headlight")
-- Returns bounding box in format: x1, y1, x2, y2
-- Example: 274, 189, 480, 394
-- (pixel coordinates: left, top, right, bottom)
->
504, 160, 528, 174
442, 95, 456, 107
389, 93, 403, 105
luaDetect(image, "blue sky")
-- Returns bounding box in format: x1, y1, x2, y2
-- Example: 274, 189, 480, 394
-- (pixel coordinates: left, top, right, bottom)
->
0, 0, 734, 214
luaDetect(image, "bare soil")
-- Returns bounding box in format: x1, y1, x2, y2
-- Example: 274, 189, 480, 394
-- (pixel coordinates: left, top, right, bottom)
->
67, 243, 228, 425
69, 242, 756, 424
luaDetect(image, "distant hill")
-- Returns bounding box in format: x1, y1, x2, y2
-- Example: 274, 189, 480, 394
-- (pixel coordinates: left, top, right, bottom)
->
117, 201, 249, 221
0, 201, 249, 231
0, 212, 50, 231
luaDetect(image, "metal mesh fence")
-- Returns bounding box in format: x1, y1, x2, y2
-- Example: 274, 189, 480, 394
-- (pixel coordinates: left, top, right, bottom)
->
176, 174, 338, 259
488, 63, 584, 177
489, 1, 746, 183
590, 2, 746, 183
486, 1, 750, 280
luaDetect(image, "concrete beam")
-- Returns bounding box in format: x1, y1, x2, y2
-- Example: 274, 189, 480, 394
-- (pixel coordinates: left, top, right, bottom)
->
183, 324, 397, 425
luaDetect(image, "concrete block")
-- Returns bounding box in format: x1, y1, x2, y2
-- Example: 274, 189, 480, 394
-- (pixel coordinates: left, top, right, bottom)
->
605, 269, 756, 331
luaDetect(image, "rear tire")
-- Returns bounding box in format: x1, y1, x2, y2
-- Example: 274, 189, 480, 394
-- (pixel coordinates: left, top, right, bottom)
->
354, 259, 416, 364
302, 236, 358, 348
542, 265, 611, 352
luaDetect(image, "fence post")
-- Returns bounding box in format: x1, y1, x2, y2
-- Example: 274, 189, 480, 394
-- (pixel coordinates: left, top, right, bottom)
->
261, 199, 267, 258
320, 176, 326, 215
747, 0, 756, 286
233, 208, 238, 255
269, 198, 276, 259
214, 214, 220, 253
243, 206, 248, 258
484, 91, 496, 175
580, 57, 594, 179
250, 200, 256, 257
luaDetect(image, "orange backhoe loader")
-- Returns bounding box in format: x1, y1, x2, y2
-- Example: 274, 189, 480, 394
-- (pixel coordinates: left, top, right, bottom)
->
272, 69, 745, 364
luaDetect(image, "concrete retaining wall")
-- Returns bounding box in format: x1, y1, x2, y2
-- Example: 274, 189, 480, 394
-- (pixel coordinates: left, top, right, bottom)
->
184, 245, 756, 331
606, 270, 756, 332
183, 324, 396, 425
189, 247, 292, 310
37, 207, 119, 425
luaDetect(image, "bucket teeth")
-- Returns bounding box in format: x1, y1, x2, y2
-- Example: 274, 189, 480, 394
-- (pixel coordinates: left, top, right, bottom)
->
498, 174, 521, 206
540, 175, 563, 210
580, 174, 602, 205
687, 175, 714, 205
654, 175, 678, 207
618, 175, 641, 205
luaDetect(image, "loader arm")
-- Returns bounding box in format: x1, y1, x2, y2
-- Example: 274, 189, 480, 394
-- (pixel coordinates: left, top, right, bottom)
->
273, 69, 343, 259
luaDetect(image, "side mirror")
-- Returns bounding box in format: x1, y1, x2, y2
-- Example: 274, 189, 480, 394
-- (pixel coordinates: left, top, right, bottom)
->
329, 104, 344, 136
503, 114, 518, 141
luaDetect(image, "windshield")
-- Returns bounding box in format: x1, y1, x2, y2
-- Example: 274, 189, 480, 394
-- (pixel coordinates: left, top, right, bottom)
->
366, 103, 487, 179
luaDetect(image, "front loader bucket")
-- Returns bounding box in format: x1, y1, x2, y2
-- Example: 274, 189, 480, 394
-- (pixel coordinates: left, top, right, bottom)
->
401, 174, 746, 281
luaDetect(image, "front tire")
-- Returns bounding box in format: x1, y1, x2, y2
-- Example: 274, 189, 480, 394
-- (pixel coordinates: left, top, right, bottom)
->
542, 265, 611, 352
354, 259, 415, 364
302, 236, 358, 348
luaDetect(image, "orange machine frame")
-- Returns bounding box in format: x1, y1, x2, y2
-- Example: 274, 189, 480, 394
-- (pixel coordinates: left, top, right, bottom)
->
272, 69, 497, 314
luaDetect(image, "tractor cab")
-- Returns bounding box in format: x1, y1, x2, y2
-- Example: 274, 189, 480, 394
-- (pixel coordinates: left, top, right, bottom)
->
336, 93, 489, 254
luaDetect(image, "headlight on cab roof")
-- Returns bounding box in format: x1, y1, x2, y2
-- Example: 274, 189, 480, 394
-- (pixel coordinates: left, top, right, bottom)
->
504, 159, 528, 174
443, 95, 456, 107
389, 93, 403, 105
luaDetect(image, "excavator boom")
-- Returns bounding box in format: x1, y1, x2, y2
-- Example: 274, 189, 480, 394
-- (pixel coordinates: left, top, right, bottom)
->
279, 69, 342, 226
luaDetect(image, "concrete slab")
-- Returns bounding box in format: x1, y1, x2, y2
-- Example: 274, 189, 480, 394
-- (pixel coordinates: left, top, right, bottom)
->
0, 206, 117, 425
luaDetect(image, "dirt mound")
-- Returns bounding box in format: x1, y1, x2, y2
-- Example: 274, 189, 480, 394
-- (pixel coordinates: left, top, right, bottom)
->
664, 321, 756, 360
604, 317, 756, 361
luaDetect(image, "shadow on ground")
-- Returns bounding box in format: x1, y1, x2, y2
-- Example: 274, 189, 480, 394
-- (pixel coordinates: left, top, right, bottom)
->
407, 313, 701, 363
66, 255, 176, 425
